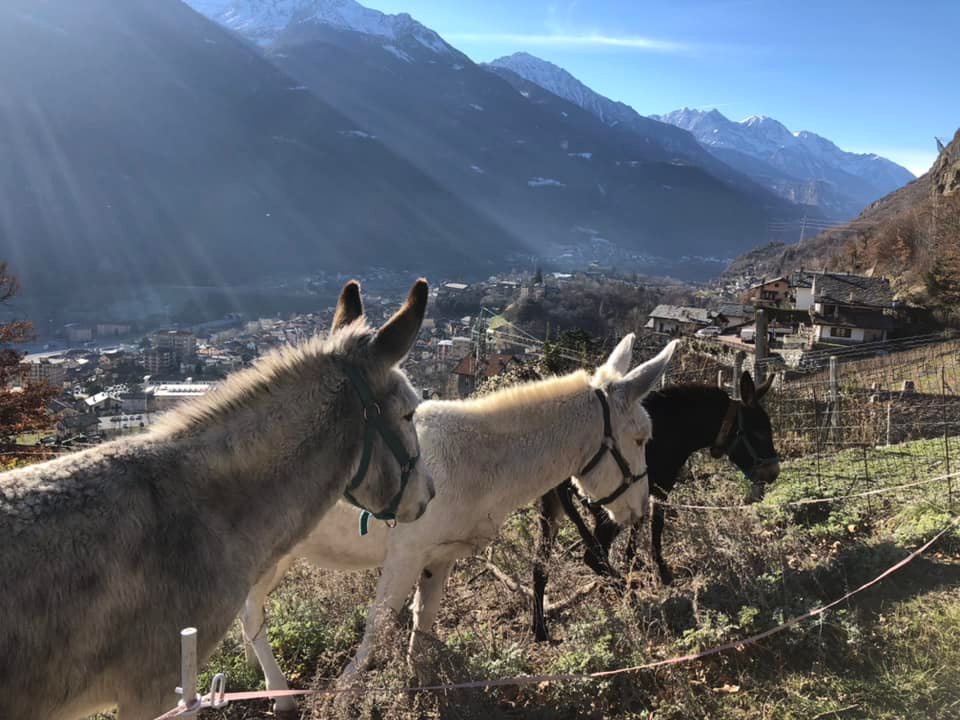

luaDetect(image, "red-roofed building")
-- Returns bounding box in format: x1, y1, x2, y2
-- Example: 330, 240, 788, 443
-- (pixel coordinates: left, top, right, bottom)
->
448, 354, 521, 398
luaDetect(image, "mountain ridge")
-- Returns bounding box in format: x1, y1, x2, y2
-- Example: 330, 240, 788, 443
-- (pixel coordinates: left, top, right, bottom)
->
188, 0, 808, 268
0, 0, 519, 315
655, 107, 915, 217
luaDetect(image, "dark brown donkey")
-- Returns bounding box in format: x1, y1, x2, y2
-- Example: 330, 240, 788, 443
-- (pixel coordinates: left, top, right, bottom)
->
532, 372, 779, 642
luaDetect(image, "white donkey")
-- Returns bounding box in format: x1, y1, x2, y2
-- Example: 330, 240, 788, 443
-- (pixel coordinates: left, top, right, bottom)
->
243, 333, 678, 713
0, 280, 435, 720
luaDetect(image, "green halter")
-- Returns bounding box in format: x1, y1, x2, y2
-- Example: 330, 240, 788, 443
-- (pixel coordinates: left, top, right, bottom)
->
340, 364, 420, 536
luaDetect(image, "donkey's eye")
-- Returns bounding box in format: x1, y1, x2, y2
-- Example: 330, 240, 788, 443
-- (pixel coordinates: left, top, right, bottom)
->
635, 438, 646, 447
403, 412, 415, 422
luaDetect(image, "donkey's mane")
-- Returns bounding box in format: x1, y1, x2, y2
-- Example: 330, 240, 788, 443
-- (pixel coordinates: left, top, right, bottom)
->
426, 370, 593, 419
155, 322, 375, 435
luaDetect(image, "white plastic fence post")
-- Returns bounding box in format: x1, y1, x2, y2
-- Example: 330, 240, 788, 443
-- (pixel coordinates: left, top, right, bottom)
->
178, 627, 199, 713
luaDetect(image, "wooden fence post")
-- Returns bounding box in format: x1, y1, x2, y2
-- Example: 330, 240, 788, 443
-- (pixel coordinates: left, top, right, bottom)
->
886, 401, 893, 446
754, 309, 768, 385
733, 351, 745, 400
943, 366, 953, 505
829, 356, 839, 446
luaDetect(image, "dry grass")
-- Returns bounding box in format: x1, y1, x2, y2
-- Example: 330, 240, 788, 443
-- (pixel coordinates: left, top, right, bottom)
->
176, 444, 960, 720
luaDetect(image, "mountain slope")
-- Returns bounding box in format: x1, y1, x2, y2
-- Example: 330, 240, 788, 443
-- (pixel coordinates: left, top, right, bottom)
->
655, 108, 915, 218
486, 52, 792, 200
189, 0, 807, 269
487, 52, 711, 160
190, 0, 452, 50
0, 0, 518, 312
725, 128, 960, 306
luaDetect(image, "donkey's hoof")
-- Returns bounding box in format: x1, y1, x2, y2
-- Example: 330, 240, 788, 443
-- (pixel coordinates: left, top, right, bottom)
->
582, 552, 615, 578
658, 566, 674, 586
607, 575, 627, 594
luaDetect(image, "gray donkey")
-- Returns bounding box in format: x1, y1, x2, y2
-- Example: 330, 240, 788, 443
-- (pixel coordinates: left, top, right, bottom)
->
0, 279, 435, 720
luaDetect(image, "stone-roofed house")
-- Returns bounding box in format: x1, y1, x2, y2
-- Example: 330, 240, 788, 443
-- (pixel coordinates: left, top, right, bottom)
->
809, 272, 899, 345
645, 305, 721, 336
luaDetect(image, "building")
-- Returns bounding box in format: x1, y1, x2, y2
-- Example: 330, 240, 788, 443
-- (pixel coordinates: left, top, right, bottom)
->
809, 273, 899, 345
716, 304, 755, 328
145, 381, 216, 411
120, 392, 149, 414
645, 305, 720, 336
436, 339, 454, 362
143, 348, 175, 375
790, 271, 816, 312
742, 277, 792, 308
98, 412, 157, 438
448, 354, 520, 398
153, 330, 197, 363
19, 356, 67, 387
64, 324, 93, 342
84, 391, 123, 414
96, 323, 132, 338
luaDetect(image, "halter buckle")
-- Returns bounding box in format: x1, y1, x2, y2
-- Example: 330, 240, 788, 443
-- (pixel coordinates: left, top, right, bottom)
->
363, 403, 382, 420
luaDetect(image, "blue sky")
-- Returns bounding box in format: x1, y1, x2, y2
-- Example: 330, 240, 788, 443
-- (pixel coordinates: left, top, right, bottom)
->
367, 0, 957, 176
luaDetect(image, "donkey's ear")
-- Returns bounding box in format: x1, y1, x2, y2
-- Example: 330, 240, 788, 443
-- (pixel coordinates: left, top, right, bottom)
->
740, 371, 757, 406
618, 339, 678, 404
371, 278, 428, 367
602, 333, 635, 376
756, 373, 775, 400
332, 280, 363, 332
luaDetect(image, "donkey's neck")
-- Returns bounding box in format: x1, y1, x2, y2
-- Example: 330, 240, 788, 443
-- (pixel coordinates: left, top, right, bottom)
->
158, 372, 349, 586
428, 376, 608, 512
643, 385, 731, 491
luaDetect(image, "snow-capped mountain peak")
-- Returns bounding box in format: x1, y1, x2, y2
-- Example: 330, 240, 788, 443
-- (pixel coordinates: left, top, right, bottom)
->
187, 0, 451, 51
487, 52, 633, 125
653, 106, 916, 210
489, 51, 686, 133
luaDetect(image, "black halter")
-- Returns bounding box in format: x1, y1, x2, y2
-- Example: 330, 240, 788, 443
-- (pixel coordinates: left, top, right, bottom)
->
340, 364, 420, 535
578, 389, 647, 507
710, 399, 779, 483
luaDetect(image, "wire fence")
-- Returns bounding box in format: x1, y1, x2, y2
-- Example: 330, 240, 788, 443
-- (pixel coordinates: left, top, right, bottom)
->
648, 333, 960, 508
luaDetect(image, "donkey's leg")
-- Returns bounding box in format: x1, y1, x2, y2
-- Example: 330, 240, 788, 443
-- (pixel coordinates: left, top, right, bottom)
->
242, 585, 299, 715
241, 586, 268, 669
651, 501, 673, 585
407, 558, 456, 682
557, 481, 620, 579
342, 554, 424, 681
583, 502, 623, 578
532, 490, 562, 642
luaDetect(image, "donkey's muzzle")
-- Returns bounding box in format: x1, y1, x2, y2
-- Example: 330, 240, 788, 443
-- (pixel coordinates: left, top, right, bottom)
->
745, 460, 780, 502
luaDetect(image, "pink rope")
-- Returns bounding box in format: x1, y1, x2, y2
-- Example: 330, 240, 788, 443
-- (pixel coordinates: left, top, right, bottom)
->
153, 515, 960, 718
